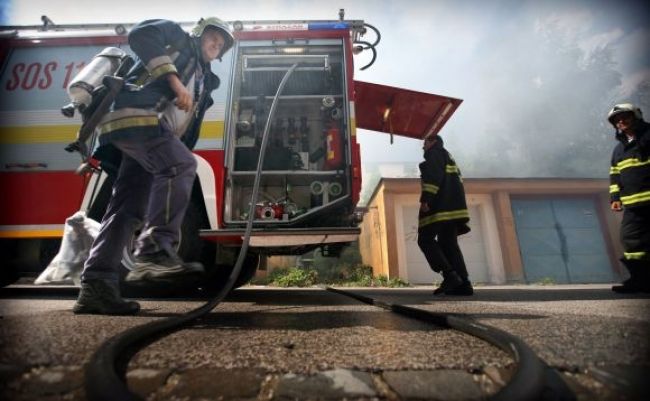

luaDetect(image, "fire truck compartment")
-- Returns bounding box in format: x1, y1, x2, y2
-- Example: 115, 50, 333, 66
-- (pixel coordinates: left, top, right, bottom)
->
225, 39, 351, 226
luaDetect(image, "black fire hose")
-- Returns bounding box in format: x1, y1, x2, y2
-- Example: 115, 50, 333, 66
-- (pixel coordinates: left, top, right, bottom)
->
84, 63, 300, 401
354, 23, 381, 70
326, 287, 576, 401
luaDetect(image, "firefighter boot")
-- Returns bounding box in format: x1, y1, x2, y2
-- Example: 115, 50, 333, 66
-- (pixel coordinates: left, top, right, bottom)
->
612, 262, 648, 293
433, 270, 463, 295
73, 279, 140, 315
446, 279, 474, 296
126, 249, 205, 284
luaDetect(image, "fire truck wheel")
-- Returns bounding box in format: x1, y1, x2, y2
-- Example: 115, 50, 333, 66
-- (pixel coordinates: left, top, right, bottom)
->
202, 251, 260, 294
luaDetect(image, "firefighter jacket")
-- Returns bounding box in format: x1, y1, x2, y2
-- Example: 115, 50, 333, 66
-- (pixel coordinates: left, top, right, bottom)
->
418, 136, 470, 234
609, 121, 650, 209
93, 19, 220, 172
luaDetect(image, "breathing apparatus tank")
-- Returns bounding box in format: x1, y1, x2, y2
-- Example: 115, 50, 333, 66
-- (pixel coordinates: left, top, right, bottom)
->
65, 47, 131, 113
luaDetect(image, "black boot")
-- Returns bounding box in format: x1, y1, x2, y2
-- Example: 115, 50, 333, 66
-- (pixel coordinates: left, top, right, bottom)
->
612, 278, 648, 293
73, 279, 140, 315
445, 279, 474, 296
433, 270, 463, 295
612, 262, 649, 294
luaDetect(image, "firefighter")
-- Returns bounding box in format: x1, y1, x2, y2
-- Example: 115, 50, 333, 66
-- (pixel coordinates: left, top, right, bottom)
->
417, 135, 473, 296
607, 103, 650, 293
73, 18, 235, 315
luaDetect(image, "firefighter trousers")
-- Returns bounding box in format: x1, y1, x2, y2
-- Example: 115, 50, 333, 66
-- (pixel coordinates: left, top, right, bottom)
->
417, 222, 469, 280
81, 129, 197, 283
620, 206, 650, 283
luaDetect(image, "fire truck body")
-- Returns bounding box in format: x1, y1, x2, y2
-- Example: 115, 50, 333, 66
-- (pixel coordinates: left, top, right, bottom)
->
0, 19, 461, 285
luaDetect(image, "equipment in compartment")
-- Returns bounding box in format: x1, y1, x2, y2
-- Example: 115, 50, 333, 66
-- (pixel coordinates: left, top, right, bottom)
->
227, 40, 349, 224
310, 180, 345, 207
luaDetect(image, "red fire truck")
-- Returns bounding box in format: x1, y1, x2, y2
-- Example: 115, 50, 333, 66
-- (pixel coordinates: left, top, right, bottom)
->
0, 14, 461, 287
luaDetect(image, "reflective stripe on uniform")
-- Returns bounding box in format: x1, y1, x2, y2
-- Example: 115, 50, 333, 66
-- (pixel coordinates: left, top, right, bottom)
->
445, 164, 459, 174
419, 209, 469, 227
620, 190, 650, 206
610, 166, 620, 175
98, 116, 159, 135
150, 63, 178, 79
624, 251, 649, 260
97, 108, 159, 135
610, 184, 620, 194
616, 157, 650, 172
422, 183, 439, 195
147, 55, 174, 73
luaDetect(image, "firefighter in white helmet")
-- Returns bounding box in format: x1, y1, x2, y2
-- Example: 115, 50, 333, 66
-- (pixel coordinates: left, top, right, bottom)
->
73, 18, 235, 315
607, 103, 650, 293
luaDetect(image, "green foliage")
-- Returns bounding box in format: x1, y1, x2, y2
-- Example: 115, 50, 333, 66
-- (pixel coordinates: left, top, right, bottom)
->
265, 263, 410, 288
262, 242, 409, 288
536, 277, 556, 285
268, 267, 318, 287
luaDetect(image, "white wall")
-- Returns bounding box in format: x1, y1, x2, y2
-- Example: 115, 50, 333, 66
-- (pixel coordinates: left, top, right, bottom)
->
394, 194, 505, 284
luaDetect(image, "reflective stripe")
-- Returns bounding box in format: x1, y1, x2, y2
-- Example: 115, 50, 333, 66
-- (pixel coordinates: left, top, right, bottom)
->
610, 166, 620, 175
620, 190, 650, 206
616, 157, 650, 172
100, 108, 159, 122
419, 209, 469, 226
150, 63, 178, 79
609, 184, 620, 194
446, 164, 459, 174
98, 116, 160, 135
422, 183, 439, 195
624, 251, 648, 260
146, 55, 174, 73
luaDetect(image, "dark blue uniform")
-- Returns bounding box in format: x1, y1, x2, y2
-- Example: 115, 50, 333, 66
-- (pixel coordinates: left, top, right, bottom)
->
82, 19, 219, 284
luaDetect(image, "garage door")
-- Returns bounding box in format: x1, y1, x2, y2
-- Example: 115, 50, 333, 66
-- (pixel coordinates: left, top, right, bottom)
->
403, 205, 489, 284
511, 198, 615, 284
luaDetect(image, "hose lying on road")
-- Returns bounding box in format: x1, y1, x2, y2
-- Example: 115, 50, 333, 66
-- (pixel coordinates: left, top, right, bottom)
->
326, 287, 576, 401
84, 64, 300, 401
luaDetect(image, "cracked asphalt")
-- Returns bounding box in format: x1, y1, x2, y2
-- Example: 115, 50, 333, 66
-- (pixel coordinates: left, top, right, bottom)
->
1, 284, 648, 400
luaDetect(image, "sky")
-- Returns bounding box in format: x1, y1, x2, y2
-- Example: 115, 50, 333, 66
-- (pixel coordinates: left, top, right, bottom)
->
2, 0, 650, 180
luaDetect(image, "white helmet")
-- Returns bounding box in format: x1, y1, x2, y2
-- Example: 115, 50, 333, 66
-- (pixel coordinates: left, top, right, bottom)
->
607, 103, 643, 127
192, 17, 235, 60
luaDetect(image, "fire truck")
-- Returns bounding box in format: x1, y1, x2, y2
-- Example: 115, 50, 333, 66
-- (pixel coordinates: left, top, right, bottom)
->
0, 13, 461, 288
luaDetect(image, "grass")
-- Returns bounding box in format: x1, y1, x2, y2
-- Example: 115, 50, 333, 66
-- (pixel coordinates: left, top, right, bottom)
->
253, 264, 410, 288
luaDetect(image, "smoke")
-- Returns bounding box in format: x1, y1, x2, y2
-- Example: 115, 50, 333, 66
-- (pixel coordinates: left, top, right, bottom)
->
356, 0, 650, 179
5, 0, 649, 179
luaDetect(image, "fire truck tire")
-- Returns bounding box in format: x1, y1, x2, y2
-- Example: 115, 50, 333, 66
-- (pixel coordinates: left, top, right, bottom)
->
202, 251, 260, 294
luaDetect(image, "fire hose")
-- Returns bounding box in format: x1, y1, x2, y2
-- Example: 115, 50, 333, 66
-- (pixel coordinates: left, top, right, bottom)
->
83, 63, 300, 401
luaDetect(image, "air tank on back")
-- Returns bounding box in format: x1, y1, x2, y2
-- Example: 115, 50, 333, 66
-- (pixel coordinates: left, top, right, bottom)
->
66, 47, 128, 112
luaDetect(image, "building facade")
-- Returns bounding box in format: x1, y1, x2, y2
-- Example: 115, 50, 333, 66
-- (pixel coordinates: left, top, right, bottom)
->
358, 178, 624, 284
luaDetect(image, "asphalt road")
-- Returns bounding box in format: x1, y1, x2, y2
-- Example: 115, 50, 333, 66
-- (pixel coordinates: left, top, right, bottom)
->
0, 284, 648, 400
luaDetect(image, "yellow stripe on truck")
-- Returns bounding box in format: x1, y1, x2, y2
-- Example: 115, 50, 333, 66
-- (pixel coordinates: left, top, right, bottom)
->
0, 121, 225, 144
0, 229, 64, 238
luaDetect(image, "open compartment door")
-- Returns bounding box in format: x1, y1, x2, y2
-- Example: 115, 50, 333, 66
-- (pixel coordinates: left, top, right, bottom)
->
354, 80, 462, 140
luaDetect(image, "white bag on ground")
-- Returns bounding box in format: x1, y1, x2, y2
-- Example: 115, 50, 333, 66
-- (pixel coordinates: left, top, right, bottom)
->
34, 211, 100, 286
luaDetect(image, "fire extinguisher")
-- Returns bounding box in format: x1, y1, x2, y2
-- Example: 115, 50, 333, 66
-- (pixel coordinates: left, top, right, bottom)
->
323, 126, 343, 170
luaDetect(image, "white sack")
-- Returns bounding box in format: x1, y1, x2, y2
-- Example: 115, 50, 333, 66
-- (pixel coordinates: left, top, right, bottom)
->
34, 211, 100, 286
